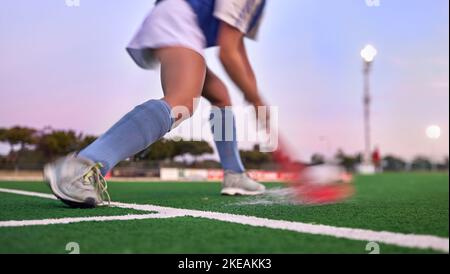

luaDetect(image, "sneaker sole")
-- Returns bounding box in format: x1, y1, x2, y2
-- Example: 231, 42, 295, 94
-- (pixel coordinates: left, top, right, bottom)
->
221, 188, 266, 196
43, 164, 97, 209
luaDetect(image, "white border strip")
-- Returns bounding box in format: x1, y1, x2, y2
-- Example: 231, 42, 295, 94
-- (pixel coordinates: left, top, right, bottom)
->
0, 187, 448, 253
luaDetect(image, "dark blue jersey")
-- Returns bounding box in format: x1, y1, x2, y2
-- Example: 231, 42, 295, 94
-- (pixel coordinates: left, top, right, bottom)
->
156, 0, 266, 47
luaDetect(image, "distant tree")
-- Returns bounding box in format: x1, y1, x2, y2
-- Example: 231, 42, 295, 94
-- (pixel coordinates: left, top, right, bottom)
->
0, 127, 38, 170
0, 128, 6, 143
382, 155, 407, 172
240, 145, 273, 169
192, 160, 221, 169
335, 149, 363, 172
310, 153, 325, 165
136, 139, 214, 164
136, 139, 177, 161
410, 156, 433, 171
173, 140, 214, 162
1, 126, 37, 153
189, 141, 214, 158
0, 128, 7, 156
77, 135, 97, 151
37, 130, 81, 159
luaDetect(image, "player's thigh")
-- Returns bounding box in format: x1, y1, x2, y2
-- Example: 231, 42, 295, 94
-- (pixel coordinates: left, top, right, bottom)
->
155, 47, 206, 114
202, 68, 232, 108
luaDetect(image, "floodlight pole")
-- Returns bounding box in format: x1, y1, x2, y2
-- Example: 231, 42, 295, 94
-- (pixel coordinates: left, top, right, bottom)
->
363, 60, 372, 165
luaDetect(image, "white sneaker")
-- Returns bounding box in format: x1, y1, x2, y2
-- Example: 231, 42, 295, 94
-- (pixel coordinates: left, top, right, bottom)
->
43, 154, 110, 208
221, 171, 266, 196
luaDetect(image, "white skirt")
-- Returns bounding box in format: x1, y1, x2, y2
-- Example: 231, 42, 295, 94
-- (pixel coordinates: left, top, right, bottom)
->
126, 0, 206, 70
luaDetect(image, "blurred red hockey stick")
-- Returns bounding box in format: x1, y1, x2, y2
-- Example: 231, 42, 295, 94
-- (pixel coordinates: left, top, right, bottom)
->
271, 136, 355, 204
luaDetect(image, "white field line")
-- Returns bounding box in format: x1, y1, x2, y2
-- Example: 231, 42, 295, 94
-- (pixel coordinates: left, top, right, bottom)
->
0, 187, 448, 253
0, 187, 57, 200
0, 214, 184, 228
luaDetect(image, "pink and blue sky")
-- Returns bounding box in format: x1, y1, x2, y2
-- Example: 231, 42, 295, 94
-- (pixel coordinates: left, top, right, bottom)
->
0, 0, 448, 161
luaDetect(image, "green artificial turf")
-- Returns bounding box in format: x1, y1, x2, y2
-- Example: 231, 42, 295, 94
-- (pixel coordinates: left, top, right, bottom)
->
0, 217, 439, 254
0, 172, 448, 254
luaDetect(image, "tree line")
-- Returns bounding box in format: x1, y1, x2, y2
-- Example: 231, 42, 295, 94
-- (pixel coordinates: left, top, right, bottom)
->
0, 126, 214, 170
0, 126, 448, 172
310, 150, 448, 172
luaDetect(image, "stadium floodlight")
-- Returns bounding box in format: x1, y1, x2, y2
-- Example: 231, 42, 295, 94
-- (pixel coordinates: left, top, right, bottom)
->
361, 44, 378, 63
426, 125, 441, 140
360, 44, 377, 167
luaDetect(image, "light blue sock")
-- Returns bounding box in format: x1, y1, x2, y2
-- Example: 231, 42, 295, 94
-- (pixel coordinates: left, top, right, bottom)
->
79, 100, 173, 175
210, 108, 245, 173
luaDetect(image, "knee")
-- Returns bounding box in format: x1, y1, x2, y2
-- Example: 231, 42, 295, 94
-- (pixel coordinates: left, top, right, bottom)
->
166, 96, 200, 121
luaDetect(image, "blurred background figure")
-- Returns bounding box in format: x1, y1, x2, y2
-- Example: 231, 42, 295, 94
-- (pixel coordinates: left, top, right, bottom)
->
372, 146, 382, 173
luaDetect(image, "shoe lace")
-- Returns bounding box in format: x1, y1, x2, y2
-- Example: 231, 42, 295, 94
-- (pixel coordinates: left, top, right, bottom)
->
81, 163, 111, 205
